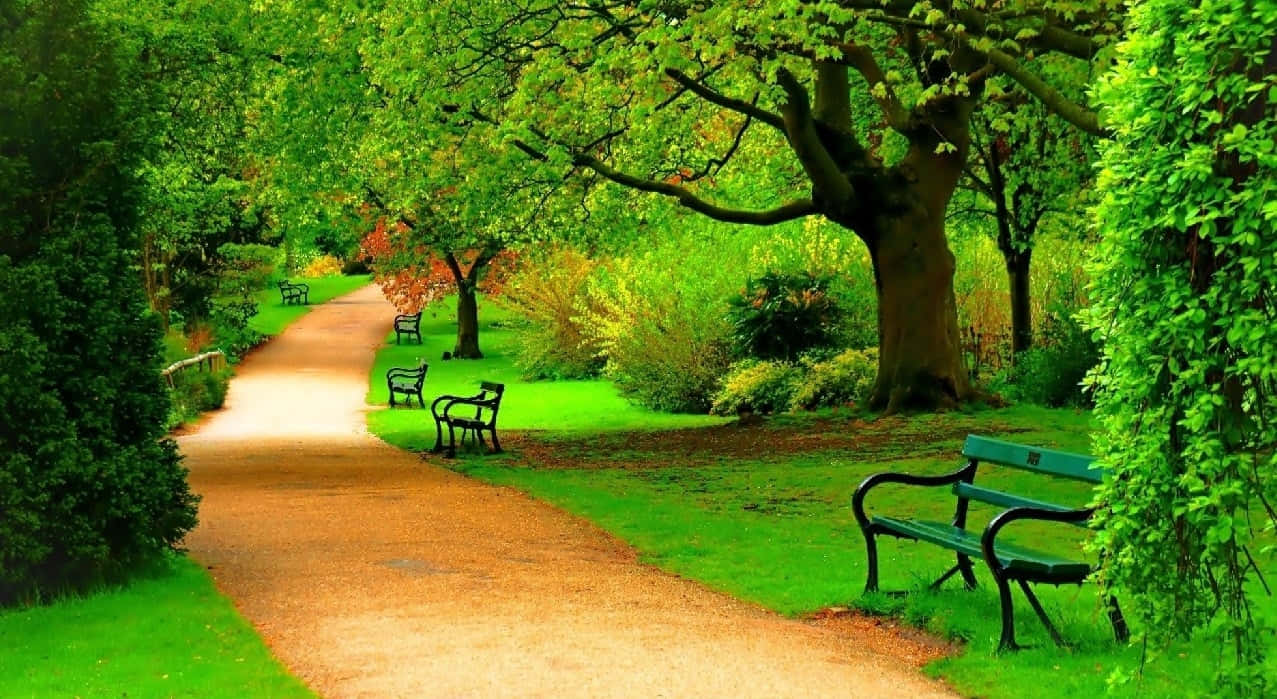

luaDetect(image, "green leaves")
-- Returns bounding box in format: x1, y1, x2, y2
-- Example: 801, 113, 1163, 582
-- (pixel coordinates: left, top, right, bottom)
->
1086, 0, 1277, 691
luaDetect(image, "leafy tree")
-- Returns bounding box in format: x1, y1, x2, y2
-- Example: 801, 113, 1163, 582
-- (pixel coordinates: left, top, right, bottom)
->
99, 0, 262, 330
341, 0, 1123, 411
1086, 0, 1277, 689
953, 63, 1095, 354
249, 3, 558, 358
0, 0, 198, 602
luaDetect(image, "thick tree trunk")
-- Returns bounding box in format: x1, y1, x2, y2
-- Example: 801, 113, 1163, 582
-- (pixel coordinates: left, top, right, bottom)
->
1006, 249, 1033, 355
866, 203, 972, 413
453, 281, 482, 359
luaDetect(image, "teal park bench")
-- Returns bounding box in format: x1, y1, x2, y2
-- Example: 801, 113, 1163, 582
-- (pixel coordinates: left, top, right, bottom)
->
277, 279, 309, 305
386, 362, 428, 408
852, 434, 1130, 650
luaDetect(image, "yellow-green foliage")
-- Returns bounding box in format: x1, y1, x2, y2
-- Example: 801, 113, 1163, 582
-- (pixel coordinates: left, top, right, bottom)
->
300, 254, 342, 278
790, 348, 878, 411
498, 247, 604, 380
581, 251, 735, 413
711, 361, 802, 416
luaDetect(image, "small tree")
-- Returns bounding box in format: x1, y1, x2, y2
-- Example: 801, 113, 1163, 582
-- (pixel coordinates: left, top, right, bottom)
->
1086, 0, 1277, 690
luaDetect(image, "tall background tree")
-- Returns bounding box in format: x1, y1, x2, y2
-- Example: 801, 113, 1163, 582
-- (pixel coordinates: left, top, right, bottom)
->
341, 0, 1125, 412
1086, 0, 1276, 690
0, 0, 198, 602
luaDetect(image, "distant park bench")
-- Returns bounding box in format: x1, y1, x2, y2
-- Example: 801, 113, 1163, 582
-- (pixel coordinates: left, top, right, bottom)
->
277, 279, 309, 305
394, 311, 422, 344
386, 362, 428, 408
431, 381, 505, 458
852, 434, 1129, 651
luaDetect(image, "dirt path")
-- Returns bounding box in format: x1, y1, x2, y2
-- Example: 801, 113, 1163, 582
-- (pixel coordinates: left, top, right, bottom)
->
179, 284, 954, 698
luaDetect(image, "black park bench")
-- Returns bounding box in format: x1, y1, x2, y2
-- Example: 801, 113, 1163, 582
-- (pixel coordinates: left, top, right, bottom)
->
431, 381, 504, 458
394, 311, 422, 344
852, 434, 1130, 651
386, 362, 428, 408
277, 279, 309, 305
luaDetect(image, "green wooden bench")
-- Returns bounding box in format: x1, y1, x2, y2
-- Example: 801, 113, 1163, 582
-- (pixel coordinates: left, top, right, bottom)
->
852, 434, 1130, 650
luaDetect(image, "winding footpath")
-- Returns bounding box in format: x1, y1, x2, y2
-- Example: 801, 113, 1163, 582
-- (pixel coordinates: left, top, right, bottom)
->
179, 284, 953, 698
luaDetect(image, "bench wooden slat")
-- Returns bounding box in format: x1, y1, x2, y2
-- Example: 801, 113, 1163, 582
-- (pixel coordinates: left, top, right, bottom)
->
872, 516, 1093, 579
962, 435, 1105, 483
952, 483, 1088, 526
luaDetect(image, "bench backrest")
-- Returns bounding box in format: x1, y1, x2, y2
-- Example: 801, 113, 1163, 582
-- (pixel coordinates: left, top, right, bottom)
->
471, 381, 504, 422
962, 434, 1104, 483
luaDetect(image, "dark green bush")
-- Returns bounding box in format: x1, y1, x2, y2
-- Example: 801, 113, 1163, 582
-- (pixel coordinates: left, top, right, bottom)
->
995, 308, 1098, 407
341, 257, 372, 275
0, 0, 198, 604
711, 361, 802, 416
789, 348, 878, 410
728, 271, 844, 362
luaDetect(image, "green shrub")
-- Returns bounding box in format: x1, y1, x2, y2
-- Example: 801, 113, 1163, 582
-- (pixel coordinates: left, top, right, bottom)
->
581, 248, 735, 413
727, 271, 844, 361
789, 348, 878, 411
500, 247, 605, 380
167, 369, 231, 427
995, 307, 1097, 407
1, 0, 198, 604
711, 361, 802, 416
209, 299, 263, 357
216, 243, 276, 297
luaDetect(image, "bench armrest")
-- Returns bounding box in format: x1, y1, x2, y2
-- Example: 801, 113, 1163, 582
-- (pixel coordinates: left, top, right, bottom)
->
441, 395, 497, 419
293, 282, 309, 292
431, 392, 481, 418
979, 506, 1095, 571
852, 462, 977, 530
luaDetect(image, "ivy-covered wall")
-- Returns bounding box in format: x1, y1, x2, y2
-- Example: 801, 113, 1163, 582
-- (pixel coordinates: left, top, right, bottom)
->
1087, 0, 1277, 691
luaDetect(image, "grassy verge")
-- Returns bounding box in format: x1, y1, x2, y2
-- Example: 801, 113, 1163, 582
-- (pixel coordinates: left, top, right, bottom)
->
0, 556, 312, 698
365, 305, 1276, 697
248, 274, 371, 338
367, 298, 726, 449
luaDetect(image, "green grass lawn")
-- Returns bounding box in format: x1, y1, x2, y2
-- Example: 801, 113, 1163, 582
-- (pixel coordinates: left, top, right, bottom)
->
368, 298, 726, 448
365, 307, 1277, 697
0, 556, 312, 698
248, 274, 372, 337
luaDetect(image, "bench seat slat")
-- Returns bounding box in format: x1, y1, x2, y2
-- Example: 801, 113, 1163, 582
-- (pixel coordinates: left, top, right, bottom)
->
870, 516, 1093, 579
952, 483, 1088, 527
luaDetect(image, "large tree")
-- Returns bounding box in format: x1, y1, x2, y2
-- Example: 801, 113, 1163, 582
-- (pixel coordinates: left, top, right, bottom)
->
342, 0, 1123, 411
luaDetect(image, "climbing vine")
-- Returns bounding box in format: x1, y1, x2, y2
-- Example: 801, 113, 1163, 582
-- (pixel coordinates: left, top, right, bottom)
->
1085, 0, 1277, 692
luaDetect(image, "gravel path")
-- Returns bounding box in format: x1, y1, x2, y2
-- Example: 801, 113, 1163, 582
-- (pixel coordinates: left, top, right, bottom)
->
179, 284, 954, 698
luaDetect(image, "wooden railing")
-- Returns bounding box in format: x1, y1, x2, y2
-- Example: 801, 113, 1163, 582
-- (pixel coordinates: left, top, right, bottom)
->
161, 350, 226, 388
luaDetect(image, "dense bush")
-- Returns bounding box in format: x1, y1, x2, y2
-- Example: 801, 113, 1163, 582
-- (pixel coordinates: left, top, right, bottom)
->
341, 257, 372, 275
711, 361, 802, 416
301, 254, 342, 278
727, 271, 844, 361
216, 242, 277, 296
993, 305, 1098, 407
499, 247, 605, 380
582, 245, 736, 413
789, 348, 878, 411
0, 0, 198, 603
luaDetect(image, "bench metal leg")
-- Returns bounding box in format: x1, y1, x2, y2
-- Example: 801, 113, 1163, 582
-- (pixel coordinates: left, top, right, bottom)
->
446, 422, 458, 458
1107, 595, 1130, 643
1018, 580, 1067, 648
958, 554, 978, 589
994, 573, 1019, 651
863, 530, 881, 593
488, 428, 502, 454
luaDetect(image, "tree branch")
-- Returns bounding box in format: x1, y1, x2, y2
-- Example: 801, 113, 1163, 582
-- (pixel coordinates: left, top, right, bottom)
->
574, 153, 817, 225
979, 45, 1104, 136
664, 68, 785, 131
776, 67, 855, 205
